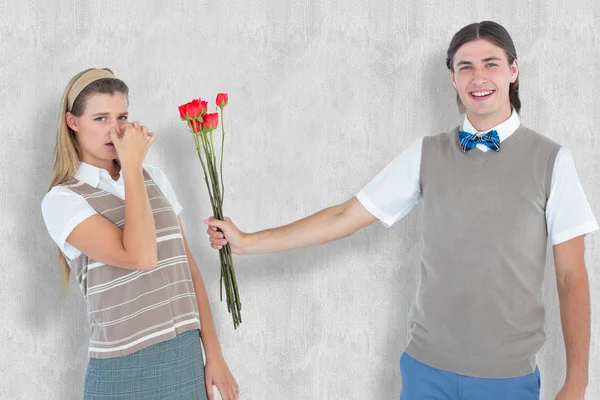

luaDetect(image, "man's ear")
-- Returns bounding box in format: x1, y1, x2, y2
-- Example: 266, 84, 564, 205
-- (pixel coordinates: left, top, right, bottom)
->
65, 112, 78, 132
510, 59, 519, 84
450, 70, 458, 91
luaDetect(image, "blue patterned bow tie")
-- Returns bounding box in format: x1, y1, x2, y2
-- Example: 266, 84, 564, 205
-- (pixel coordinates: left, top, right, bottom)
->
458, 129, 500, 152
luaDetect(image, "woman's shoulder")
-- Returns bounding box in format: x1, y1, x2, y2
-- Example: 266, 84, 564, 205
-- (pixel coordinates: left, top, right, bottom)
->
41, 183, 98, 249
141, 163, 167, 181
141, 164, 182, 215
141, 164, 178, 191
41, 184, 88, 217
42, 183, 85, 204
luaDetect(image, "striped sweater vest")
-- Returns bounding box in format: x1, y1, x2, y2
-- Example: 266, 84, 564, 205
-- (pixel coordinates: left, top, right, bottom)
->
62, 168, 201, 359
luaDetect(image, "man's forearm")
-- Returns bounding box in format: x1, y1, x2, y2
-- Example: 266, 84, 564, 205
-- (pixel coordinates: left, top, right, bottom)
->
557, 271, 590, 390
241, 203, 351, 255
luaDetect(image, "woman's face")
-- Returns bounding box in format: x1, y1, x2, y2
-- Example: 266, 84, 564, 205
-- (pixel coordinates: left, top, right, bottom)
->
66, 92, 128, 165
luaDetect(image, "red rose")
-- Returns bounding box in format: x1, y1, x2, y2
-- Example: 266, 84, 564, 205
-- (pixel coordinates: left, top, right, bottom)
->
203, 112, 219, 131
216, 93, 228, 108
187, 99, 202, 119
189, 119, 202, 133
178, 104, 187, 120
199, 100, 208, 115
179, 99, 207, 120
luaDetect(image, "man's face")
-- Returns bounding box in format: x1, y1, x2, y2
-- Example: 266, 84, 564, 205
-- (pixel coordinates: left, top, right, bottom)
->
450, 39, 518, 121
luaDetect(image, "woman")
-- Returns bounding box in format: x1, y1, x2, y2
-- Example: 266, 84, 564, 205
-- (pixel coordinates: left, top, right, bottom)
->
41, 68, 239, 400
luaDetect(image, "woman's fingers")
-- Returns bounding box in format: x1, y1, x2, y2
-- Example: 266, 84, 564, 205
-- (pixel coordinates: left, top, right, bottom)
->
146, 131, 157, 147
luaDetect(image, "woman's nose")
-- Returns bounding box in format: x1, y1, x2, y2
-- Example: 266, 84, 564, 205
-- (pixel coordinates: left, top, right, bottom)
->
112, 120, 127, 134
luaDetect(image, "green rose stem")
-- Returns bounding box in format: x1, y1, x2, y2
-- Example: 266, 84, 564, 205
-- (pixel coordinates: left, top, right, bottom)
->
213, 109, 227, 307
184, 107, 242, 328
189, 119, 214, 209
191, 123, 226, 305
219, 106, 225, 206
190, 122, 225, 305
216, 108, 242, 316
193, 121, 242, 328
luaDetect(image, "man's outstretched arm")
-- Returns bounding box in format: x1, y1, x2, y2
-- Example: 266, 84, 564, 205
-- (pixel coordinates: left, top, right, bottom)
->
205, 197, 378, 255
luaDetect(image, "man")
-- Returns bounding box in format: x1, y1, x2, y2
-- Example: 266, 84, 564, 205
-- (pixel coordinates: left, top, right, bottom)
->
205, 21, 597, 399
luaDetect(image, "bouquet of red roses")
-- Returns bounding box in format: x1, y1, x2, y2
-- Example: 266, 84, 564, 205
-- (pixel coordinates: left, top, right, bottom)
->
178, 94, 241, 328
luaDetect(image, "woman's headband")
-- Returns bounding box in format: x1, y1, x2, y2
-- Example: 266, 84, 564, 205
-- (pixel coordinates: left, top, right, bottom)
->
67, 69, 116, 111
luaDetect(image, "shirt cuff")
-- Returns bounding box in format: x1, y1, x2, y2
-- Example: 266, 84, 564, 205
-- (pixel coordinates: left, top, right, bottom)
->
550, 220, 600, 245
356, 191, 395, 228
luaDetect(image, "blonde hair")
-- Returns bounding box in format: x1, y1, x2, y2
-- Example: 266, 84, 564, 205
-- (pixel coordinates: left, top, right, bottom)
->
48, 68, 128, 291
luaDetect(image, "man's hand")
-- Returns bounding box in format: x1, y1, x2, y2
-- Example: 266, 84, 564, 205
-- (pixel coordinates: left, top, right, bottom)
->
554, 384, 585, 400
205, 217, 246, 255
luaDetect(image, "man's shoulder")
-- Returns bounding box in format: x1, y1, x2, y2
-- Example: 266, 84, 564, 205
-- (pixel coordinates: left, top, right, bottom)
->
518, 124, 562, 149
422, 125, 461, 146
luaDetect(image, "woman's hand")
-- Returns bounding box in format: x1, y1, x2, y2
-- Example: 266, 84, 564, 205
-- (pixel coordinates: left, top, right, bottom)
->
109, 121, 156, 168
205, 355, 239, 400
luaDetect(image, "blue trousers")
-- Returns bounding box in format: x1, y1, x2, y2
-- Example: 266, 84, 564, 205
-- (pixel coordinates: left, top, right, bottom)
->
400, 352, 541, 400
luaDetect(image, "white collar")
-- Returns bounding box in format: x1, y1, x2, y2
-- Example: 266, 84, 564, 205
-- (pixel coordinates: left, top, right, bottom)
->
462, 107, 521, 143
75, 161, 123, 188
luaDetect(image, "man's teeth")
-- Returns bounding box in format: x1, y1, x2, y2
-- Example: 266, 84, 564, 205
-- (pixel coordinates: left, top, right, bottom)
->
472, 90, 494, 97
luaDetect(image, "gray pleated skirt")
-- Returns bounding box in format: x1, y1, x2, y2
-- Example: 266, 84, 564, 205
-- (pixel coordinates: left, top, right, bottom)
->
83, 329, 207, 400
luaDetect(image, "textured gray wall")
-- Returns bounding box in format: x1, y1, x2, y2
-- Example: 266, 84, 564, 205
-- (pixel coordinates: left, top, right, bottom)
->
1, 1, 599, 399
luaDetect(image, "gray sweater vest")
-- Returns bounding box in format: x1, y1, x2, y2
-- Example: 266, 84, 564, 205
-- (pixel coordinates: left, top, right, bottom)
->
404, 124, 560, 378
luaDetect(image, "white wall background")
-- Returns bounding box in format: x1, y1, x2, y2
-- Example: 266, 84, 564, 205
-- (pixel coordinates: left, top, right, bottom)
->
1, 1, 599, 399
